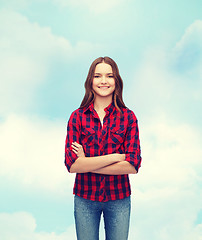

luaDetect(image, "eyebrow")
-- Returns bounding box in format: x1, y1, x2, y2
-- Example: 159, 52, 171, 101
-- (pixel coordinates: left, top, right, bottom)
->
94, 73, 113, 75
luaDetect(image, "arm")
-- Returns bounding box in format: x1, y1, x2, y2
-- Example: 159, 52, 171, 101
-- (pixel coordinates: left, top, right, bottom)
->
70, 152, 125, 173
70, 141, 125, 173
91, 161, 137, 175
124, 111, 142, 173
64, 111, 81, 172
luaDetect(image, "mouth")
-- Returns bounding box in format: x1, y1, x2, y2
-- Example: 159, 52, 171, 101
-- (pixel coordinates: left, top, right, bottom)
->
98, 86, 110, 89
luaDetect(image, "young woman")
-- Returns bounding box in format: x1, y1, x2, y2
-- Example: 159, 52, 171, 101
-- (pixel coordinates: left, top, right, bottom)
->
65, 56, 142, 240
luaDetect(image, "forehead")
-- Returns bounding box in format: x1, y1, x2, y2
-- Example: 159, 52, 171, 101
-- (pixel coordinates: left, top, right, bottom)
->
94, 63, 113, 73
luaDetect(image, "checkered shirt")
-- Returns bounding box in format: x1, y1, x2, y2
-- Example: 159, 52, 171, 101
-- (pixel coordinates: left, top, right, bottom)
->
65, 101, 142, 202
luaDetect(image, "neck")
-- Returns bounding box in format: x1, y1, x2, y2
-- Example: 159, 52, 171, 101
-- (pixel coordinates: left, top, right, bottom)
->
94, 96, 113, 112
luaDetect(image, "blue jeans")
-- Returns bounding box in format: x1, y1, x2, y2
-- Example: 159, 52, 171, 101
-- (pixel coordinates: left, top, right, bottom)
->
74, 195, 131, 240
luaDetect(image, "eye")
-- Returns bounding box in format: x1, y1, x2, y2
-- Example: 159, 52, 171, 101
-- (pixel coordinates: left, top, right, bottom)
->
108, 75, 114, 78
94, 75, 100, 78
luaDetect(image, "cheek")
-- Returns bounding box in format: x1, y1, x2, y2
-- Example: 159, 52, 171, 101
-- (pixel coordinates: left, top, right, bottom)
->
110, 79, 116, 88
92, 77, 99, 84
92, 79, 97, 90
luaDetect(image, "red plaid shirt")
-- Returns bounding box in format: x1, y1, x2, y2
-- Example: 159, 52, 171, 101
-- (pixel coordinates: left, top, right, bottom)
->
65, 101, 142, 202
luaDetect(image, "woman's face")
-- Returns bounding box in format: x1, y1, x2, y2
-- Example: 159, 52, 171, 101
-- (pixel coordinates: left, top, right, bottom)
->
92, 62, 115, 100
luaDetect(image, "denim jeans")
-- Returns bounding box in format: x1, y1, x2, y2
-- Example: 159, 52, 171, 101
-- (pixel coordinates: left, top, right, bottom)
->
74, 195, 131, 240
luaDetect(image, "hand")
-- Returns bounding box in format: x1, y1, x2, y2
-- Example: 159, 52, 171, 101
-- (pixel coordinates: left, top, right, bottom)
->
71, 142, 85, 158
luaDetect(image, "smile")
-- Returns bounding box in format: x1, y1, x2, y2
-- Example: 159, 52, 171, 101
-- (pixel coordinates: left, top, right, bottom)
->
98, 86, 110, 89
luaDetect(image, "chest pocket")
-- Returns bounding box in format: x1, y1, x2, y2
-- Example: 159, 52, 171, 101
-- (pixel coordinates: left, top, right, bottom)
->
109, 125, 126, 144
81, 127, 96, 147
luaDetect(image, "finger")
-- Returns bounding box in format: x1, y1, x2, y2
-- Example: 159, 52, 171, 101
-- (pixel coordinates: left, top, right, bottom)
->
73, 142, 82, 147
72, 149, 78, 155
71, 144, 78, 150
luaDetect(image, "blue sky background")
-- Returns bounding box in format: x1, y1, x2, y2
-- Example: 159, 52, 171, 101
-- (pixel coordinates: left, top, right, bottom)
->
0, 0, 202, 239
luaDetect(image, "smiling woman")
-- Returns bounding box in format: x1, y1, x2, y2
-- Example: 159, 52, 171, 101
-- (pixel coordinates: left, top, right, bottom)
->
80, 57, 126, 114
64, 56, 142, 240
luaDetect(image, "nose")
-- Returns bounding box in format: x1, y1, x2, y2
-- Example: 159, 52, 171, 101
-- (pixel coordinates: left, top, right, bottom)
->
101, 76, 107, 84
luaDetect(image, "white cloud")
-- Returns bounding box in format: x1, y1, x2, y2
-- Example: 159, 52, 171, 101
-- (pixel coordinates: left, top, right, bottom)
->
0, 0, 29, 10
0, 212, 76, 240
173, 20, 202, 80
0, 114, 74, 194
1, 0, 132, 15
0, 9, 102, 116
53, 0, 131, 14
130, 20, 202, 110
175, 20, 202, 51
127, 20, 202, 121
126, 45, 176, 117
0, 9, 73, 69
0, 9, 70, 115
126, 20, 202, 240
128, 119, 202, 240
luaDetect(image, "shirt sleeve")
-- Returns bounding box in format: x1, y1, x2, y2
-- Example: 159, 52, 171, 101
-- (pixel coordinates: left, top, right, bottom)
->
64, 110, 81, 172
124, 111, 142, 173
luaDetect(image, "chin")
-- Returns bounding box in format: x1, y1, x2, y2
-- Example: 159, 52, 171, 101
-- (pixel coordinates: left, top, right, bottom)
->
95, 93, 114, 98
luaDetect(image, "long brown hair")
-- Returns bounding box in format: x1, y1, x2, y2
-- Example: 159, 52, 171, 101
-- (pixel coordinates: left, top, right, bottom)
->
80, 56, 126, 113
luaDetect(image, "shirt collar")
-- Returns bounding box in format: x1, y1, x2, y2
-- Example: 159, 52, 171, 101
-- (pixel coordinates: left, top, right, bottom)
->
84, 101, 117, 115
104, 101, 116, 115
84, 102, 94, 113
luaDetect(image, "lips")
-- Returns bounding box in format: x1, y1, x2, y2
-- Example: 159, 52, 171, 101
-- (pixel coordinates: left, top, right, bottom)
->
98, 86, 110, 89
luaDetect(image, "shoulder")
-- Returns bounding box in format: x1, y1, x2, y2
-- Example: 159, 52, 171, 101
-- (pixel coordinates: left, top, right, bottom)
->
120, 107, 137, 122
68, 108, 84, 123
70, 108, 83, 116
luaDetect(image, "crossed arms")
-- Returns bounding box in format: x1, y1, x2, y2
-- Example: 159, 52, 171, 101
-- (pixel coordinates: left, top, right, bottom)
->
65, 111, 141, 175
69, 142, 137, 175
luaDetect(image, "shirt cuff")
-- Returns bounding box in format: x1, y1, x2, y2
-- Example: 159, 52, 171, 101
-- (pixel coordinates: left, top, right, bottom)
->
125, 153, 141, 173
65, 147, 78, 172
